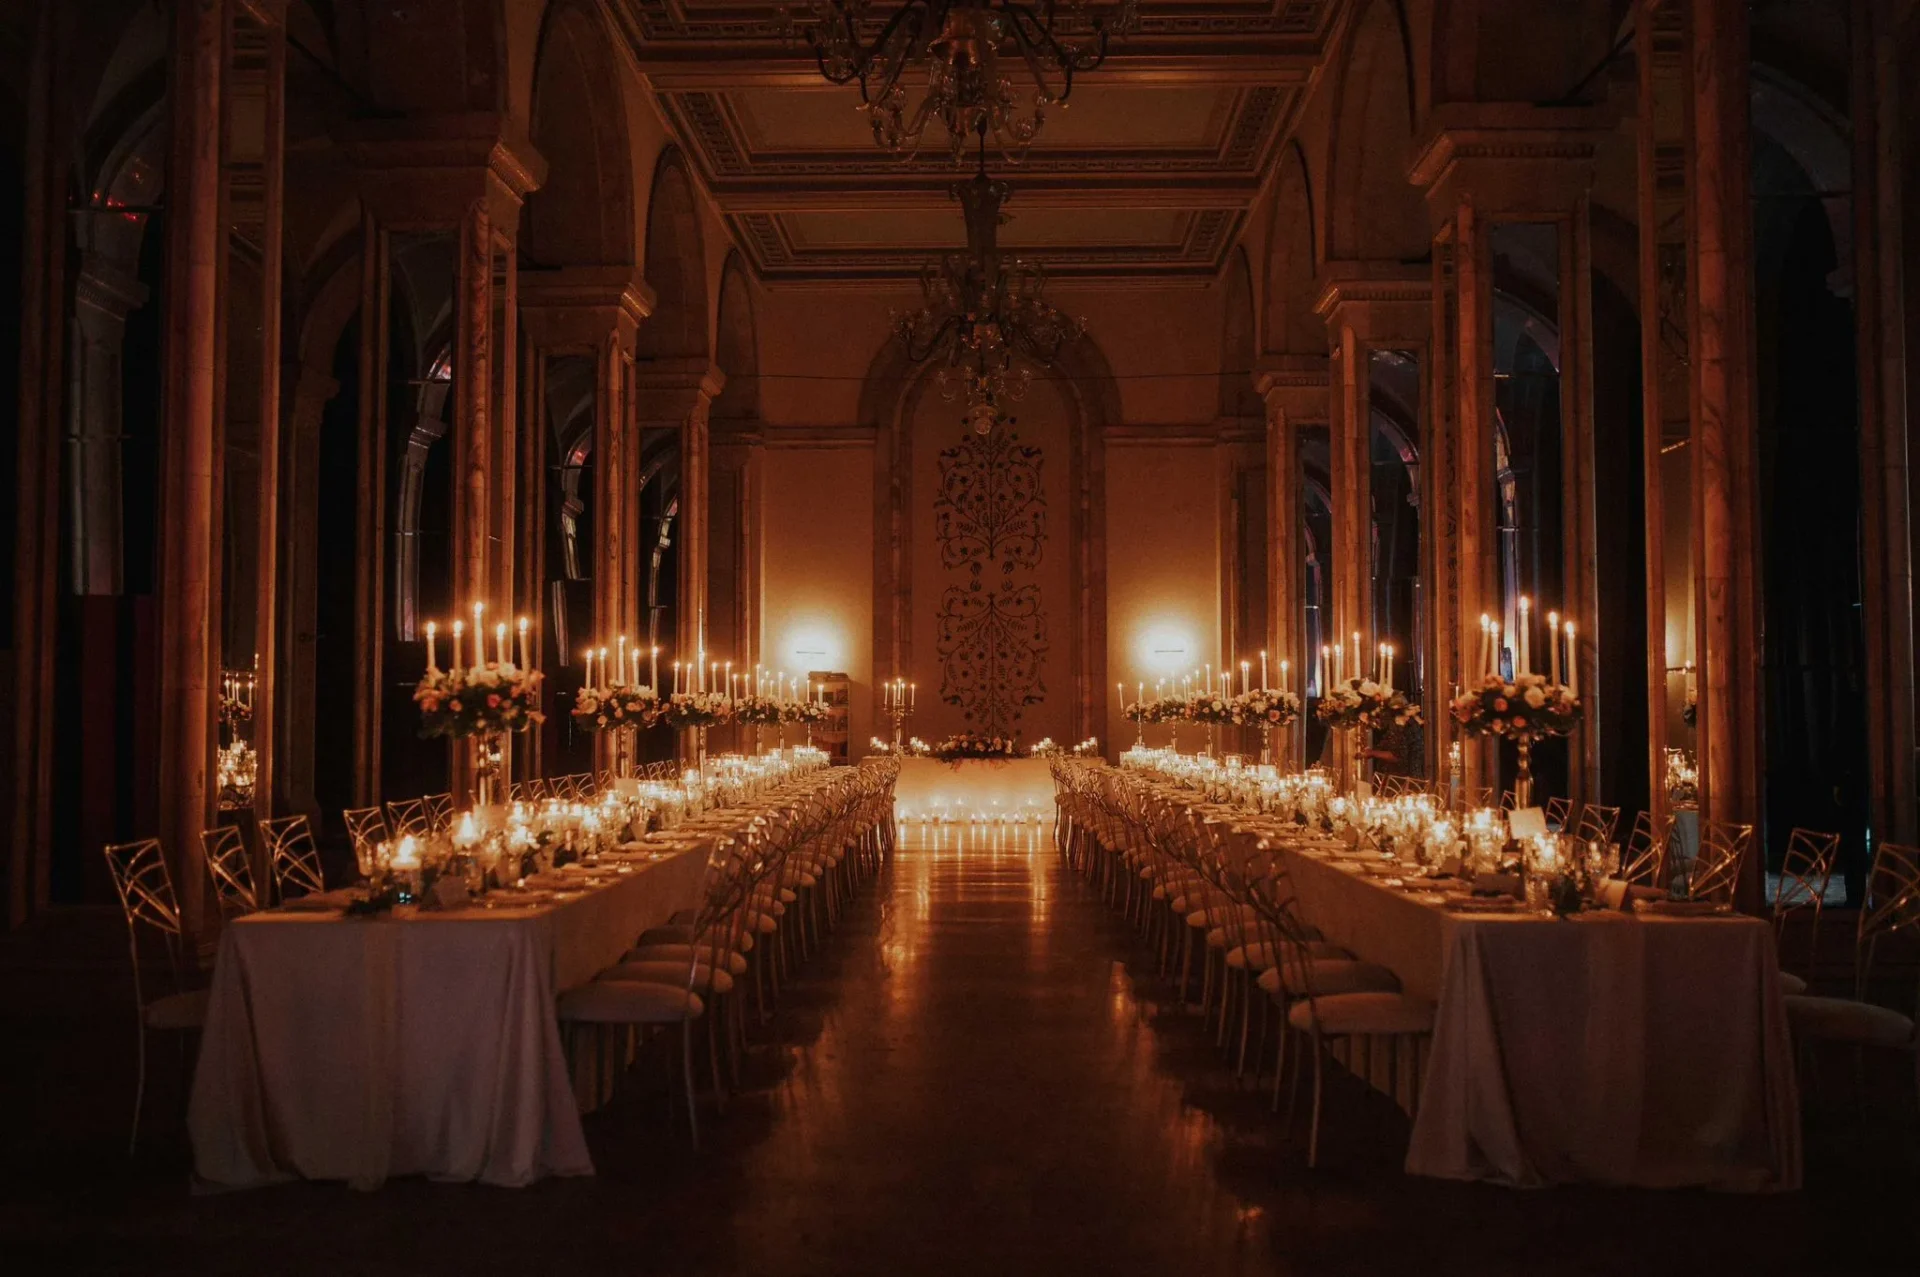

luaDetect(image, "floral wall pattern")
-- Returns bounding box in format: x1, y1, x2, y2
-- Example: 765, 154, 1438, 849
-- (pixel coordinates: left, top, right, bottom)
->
932, 429, 1050, 736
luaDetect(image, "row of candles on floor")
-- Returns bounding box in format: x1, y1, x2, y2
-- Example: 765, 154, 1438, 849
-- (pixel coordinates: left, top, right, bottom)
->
896, 800, 1051, 826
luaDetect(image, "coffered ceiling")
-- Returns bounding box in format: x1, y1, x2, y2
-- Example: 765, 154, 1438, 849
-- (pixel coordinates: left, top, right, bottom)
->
609, 1, 1347, 283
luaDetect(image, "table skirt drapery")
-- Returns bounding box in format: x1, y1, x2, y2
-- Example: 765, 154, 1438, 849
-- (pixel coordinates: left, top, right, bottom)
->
1281, 848, 1802, 1190
190, 848, 708, 1191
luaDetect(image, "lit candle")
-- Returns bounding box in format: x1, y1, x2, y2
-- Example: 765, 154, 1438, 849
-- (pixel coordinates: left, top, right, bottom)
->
1260, 650, 1269, 691
517, 616, 529, 671
1280, 658, 1289, 693
1547, 611, 1561, 685
909, 682, 916, 710
1565, 622, 1578, 695
617, 635, 626, 685
472, 602, 485, 670
1477, 614, 1490, 682
1385, 644, 1394, 693
426, 621, 438, 673
1518, 596, 1531, 675
495, 621, 507, 666
1241, 660, 1250, 694
650, 646, 659, 694
672, 660, 681, 695
1352, 632, 1362, 684
725, 661, 733, 704
452, 620, 465, 670
1489, 620, 1501, 679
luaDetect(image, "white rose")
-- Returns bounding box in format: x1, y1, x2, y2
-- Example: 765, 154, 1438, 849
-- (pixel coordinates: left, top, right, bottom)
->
1524, 686, 1547, 709
1358, 680, 1380, 697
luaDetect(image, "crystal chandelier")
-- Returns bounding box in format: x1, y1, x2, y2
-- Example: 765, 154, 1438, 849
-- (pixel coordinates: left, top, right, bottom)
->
894, 133, 1085, 434
790, 0, 1139, 160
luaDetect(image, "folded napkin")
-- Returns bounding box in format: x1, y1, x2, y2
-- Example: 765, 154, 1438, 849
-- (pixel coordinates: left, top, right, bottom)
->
1632, 897, 1730, 917
280, 888, 359, 912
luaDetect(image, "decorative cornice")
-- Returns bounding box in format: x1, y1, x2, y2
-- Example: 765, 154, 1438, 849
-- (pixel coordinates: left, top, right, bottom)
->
1407, 103, 1612, 192
519, 265, 656, 350
1312, 262, 1431, 318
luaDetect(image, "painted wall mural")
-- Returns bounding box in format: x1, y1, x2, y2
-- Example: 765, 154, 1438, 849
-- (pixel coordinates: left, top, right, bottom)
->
931, 429, 1050, 736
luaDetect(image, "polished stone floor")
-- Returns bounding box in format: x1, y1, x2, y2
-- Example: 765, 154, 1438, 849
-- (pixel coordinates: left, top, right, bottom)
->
3, 824, 1917, 1275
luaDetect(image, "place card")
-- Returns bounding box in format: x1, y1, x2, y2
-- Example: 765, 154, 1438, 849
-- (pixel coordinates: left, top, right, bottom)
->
1508, 807, 1548, 840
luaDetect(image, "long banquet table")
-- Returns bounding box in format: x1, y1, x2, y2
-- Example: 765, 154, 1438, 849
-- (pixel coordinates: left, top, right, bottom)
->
189, 843, 709, 1191
1260, 832, 1802, 1190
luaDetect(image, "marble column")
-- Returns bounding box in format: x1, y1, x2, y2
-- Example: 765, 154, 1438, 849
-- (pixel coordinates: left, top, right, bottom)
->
632, 360, 725, 692
158, 0, 224, 936
1256, 356, 1330, 766
1411, 103, 1607, 806
1685, 0, 1764, 905
1314, 266, 1431, 781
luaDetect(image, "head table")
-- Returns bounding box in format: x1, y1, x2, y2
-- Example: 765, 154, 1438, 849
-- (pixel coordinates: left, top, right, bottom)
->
189, 835, 712, 1191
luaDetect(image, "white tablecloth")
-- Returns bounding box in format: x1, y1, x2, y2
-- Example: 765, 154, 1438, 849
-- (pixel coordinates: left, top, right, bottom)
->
189, 848, 708, 1190
1281, 847, 1802, 1190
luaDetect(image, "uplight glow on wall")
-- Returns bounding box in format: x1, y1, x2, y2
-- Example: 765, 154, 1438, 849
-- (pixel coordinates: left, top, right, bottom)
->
777, 620, 845, 674
1133, 619, 1202, 677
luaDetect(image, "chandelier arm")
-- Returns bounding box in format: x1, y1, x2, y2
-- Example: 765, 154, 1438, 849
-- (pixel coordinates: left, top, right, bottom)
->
863, 8, 933, 108
1002, 2, 1113, 78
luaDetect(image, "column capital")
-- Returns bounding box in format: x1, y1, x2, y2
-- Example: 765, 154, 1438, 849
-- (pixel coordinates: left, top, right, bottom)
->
336, 112, 547, 236
1409, 101, 1614, 216
1313, 262, 1430, 344
1254, 354, 1330, 424
519, 265, 655, 351
631, 358, 726, 426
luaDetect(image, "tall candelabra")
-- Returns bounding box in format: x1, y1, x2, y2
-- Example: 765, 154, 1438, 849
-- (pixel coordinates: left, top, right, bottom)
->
884, 677, 916, 750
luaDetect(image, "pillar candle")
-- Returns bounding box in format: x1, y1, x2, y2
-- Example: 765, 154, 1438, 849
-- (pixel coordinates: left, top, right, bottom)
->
426, 622, 438, 673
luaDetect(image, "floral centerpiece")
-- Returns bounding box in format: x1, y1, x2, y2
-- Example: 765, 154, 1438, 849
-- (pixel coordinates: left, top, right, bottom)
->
929, 731, 1019, 763
1183, 695, 1236, 726
571, 683, 657, 732
1231, 688, 1302, 728
784, 699, 830, 726
652, 690, 735, 731
415, 663, 545, 739
731, 694, 786, 726
1315, 677, 1422, 732
1450, 672, 1582, 807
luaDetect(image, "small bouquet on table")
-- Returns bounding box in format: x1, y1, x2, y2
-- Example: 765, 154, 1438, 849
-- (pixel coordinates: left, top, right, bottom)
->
415, 611, 544, 808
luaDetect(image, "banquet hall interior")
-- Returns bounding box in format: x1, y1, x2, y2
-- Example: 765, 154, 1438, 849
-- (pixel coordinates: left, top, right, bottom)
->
3, 0, 1920, 1273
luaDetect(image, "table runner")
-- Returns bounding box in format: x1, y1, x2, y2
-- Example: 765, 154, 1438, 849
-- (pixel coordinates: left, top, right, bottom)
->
190, 847, 707, 1190
1277, 844, 1801, 1189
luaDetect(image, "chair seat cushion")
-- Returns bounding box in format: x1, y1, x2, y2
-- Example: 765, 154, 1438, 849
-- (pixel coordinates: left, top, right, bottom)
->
1227, 940, 1348, 970
600, 960, 734, 995
1777, 971, 1808, 996
1260, 959, 1400, 998
143, 988, 210, 1030
624, 942, 748, 975
1784, 994, 1915, 1048
1288, 991, 1434, 1036
558, 981, 703, 1024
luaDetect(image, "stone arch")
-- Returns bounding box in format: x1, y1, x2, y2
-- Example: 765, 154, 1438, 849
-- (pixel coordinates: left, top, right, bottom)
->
1264, 141, 1322, 356
1325, 0, 1428, 264
636, 148, 710, 361
712, 252, 759, 421
1218, 245, 1260, 418
524, 0, 635, 269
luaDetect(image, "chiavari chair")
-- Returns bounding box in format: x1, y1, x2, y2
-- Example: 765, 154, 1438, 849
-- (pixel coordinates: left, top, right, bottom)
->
385, 796, 432, 839
1782, 841, 1920, 1115
201, 825, 259, 916
102, 838, 208, 1155
1545, 796, 1572, 831
423, 792, 454, 832
551, 775, 580, 802
1499, 789, 1518, 813
1684, 819, 1755, 904
1620, 810, 1675, 891
1772, 828, 1841, 989
1575, 803, 1621, 845
261, 814, 327, 901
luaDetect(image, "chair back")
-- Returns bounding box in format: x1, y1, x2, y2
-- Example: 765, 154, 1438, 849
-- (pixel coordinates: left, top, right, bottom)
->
1684, 819, 1755, 903
102, 839, 188, 1014
262, 813, 326, 900
385, 797, 431, 838
1575, 803, 1621, 844
1545, 796, 1572, 831
1773, 828, 1840, 919
1620, 810, 1674, 889
423, 792, 454, 833
201, 825, 259, 915
1856, 841, 1920, 1000
341, 805, 389, 862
